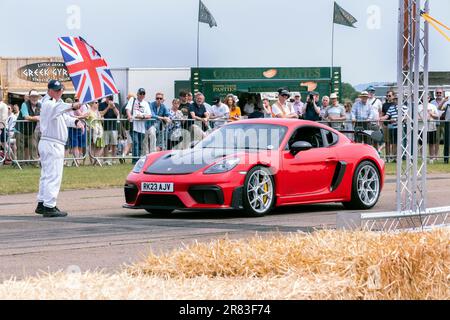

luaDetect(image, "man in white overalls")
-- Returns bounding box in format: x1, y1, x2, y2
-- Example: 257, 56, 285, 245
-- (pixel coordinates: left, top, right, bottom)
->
35, 80, 85, 218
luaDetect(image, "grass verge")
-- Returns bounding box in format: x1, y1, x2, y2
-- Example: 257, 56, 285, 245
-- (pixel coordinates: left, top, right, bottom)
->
0, 164, 134, 195
0, 162, 449, 195
1, 230, 448, 300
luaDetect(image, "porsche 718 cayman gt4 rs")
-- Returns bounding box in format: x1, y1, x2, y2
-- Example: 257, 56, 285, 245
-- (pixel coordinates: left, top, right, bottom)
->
124, 119, 385, 217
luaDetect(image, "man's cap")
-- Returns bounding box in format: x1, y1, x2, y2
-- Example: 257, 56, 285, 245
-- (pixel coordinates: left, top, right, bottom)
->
294, 93, 301, 97
29, 90, 40, 97
48, 80, 63, 91
279, 89, 291, 97
137, 88, 146, 95
366, 86, 376, 92
105, 95, 114, 100
330, 93, 339, 99
359, 91, 370, 97
212, 96, 221, 104
311, 91, 319, 96
277, 87, 289, 94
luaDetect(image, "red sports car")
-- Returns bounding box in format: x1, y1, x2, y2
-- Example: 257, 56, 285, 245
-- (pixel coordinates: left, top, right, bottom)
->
124, 119, 385, 217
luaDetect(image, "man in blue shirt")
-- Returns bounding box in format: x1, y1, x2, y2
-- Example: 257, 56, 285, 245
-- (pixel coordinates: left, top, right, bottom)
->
148, 92, 171, 151
352, 91, 374, 143
352, 91, 374, 122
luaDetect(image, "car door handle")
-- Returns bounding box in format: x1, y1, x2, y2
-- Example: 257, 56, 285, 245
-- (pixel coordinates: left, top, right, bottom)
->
325, 158, 338, 164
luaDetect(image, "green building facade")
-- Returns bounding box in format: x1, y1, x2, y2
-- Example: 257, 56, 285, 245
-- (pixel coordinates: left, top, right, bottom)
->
181, 67, 341, 103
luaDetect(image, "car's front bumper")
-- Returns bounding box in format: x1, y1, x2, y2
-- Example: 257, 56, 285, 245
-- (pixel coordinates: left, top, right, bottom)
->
124, 171, 246, 211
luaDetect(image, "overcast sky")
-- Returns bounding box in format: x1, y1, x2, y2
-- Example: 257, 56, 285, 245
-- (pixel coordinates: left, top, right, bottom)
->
1, 0, 449, 85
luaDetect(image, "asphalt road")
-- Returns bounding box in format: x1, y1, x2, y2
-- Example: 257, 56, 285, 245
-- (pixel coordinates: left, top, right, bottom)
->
1, 174, 449, 281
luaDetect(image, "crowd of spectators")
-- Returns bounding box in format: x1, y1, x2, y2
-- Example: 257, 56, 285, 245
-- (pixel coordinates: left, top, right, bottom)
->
0, 85, 449, 166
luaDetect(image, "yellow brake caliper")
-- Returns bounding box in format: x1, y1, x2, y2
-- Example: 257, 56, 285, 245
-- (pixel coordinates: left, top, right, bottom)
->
263, 180, 269, 205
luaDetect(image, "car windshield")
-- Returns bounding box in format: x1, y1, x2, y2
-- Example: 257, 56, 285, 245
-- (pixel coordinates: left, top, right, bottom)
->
196, 123, 288, 150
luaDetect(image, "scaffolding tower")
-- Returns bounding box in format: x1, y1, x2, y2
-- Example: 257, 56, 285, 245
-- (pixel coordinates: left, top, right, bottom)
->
396, 0, 429, 215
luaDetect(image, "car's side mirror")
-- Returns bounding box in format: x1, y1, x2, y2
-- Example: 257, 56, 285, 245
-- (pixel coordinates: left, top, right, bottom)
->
290, 141, 313, 155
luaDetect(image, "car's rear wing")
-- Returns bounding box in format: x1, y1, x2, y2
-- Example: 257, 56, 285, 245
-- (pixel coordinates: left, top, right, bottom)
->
340, 130, 384, 143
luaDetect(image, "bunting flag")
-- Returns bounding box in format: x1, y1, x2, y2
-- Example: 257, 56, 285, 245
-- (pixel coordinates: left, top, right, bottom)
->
421, 12, 450, 42
199, 0, 217, 28
57, 36, 119, 104
334, 2, 357, 28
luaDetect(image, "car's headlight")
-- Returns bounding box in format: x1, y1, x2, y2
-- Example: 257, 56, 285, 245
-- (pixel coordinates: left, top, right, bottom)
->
204, 158, 241, 174
132, 156, 147, 173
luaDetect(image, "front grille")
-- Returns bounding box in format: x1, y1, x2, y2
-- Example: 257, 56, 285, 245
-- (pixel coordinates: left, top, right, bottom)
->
188, 186, 224, 205
138, 195, 186, 208
124, 184, 138, 203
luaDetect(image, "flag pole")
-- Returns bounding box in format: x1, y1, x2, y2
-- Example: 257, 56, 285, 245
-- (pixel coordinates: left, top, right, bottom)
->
197, 0, 201, 68
331, 10, 335, 93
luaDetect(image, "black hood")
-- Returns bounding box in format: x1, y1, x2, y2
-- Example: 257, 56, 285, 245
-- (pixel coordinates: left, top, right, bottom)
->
145, 149, 242, 175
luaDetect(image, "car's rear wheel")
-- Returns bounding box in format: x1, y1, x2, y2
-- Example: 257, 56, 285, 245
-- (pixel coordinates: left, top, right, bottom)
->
343, 161, 381, 210
243, 166, 275, 217
145, 209, 173, 216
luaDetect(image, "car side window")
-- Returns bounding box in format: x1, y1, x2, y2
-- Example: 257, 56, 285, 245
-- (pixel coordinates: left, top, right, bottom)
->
323, 129, 339, 146
288, 127, 324, 149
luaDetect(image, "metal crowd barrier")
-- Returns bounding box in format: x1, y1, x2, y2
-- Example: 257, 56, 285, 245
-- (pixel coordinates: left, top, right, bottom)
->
319, 119, 450, 163
2, 120, 89, 169
86, 118, 217, 165
12, 120, 41, 167
1, 118, 450, 169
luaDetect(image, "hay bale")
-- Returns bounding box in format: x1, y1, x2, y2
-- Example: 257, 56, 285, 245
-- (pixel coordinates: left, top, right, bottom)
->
0, 230, 448, 300
129, 229, 450, 299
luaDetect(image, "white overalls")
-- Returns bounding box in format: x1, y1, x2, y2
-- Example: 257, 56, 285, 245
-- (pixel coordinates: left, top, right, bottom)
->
37, 95, 77, 208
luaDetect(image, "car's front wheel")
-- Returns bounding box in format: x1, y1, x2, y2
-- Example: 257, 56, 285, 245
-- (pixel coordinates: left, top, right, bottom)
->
343, 161, 381, 210
243, 166, 275, 217
145, 209, 173, 216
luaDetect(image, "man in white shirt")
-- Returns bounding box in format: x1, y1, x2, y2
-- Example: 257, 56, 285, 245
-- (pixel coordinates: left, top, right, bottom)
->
430, 88, 450, 159
367, 86, 383, 121
126, 88, 152, 164
271, 90, 298, 119
292, 93, 304, 118
209, 96, 229, 128
418, 102, 440, 162
36, 80, 85, 218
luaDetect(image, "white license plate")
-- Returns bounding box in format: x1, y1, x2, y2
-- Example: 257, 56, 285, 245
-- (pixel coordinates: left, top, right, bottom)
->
141, 182, 174, 193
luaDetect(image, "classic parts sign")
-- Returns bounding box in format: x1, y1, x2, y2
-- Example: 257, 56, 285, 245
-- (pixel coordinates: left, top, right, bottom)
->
17, 62, 71, 83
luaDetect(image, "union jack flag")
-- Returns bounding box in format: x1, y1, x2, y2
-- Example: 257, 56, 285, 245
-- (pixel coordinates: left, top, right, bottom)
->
57, 36, 119, 104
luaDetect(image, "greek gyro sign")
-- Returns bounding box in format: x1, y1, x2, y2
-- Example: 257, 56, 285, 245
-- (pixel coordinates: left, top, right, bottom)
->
17, 62, 71, 83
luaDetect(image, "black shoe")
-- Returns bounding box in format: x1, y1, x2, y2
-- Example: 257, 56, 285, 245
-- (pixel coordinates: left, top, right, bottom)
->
35, 202, 45, 215
42, 206, 68, 218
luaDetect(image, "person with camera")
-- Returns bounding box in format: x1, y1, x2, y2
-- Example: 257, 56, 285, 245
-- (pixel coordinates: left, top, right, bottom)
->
99, 95, 120, 165
209, 96, 229, 128
302, 93, 321, 121
261, 98, 273, 118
